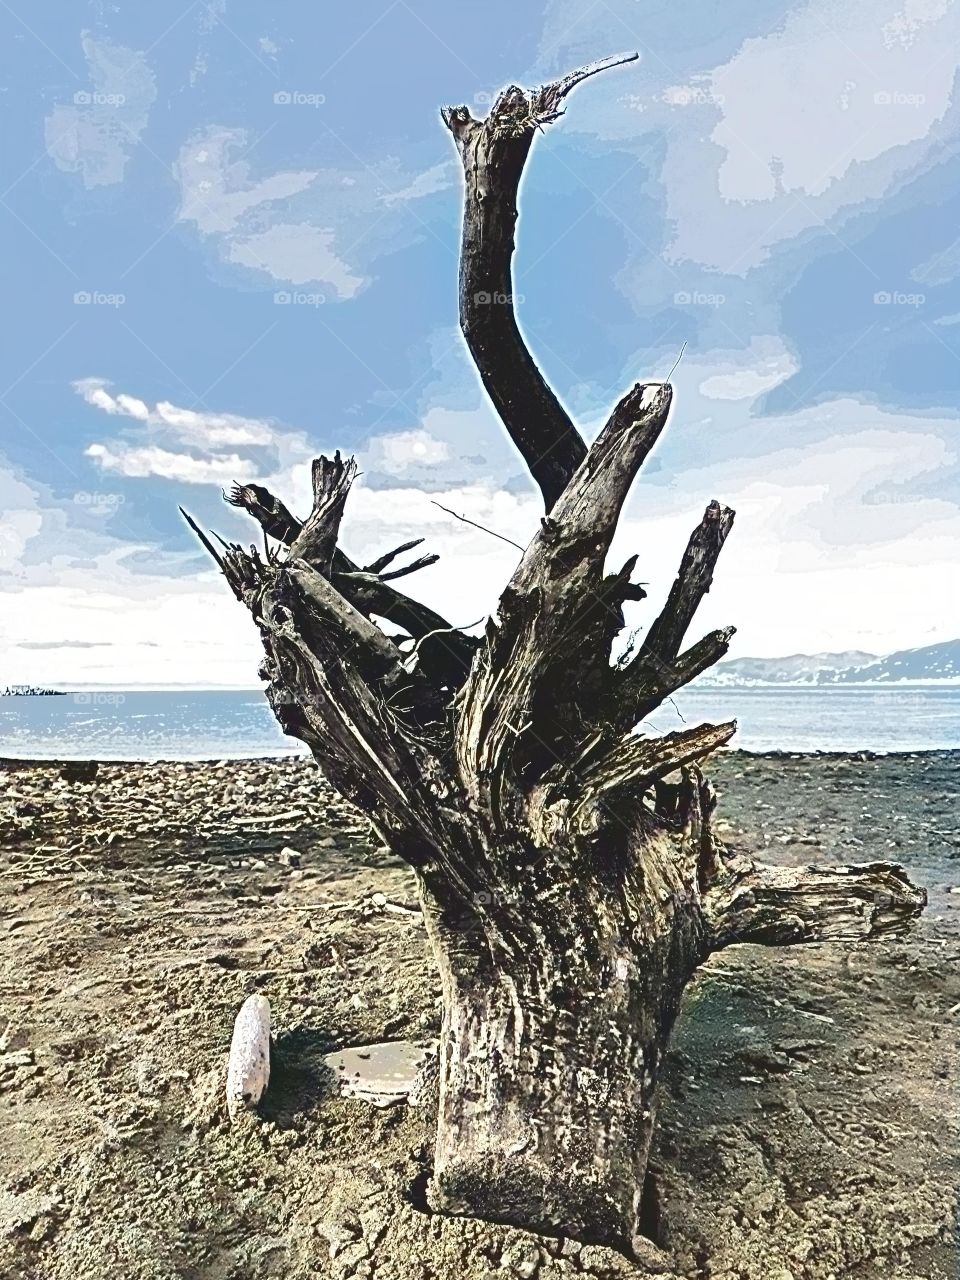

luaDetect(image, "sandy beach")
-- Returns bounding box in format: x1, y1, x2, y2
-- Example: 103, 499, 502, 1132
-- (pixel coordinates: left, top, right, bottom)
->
0, 750, 957, 1280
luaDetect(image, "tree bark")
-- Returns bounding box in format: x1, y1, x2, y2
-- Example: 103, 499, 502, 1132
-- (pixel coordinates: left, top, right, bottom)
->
182, 54, 927, 1260
419, 829, 699, 1255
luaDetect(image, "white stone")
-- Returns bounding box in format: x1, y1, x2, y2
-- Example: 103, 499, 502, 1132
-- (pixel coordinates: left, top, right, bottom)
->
226, 994, 270, 1120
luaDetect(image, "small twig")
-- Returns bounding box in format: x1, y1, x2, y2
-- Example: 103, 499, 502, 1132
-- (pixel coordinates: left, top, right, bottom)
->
664, 341, 687, 384
179, 508, 226, 571
402, 620, 483, 671
431, 501, 525, 552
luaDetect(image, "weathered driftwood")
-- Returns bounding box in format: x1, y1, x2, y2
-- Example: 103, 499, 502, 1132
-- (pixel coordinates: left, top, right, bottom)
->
185, 55, 926, 1257
226, 993, 271, 1120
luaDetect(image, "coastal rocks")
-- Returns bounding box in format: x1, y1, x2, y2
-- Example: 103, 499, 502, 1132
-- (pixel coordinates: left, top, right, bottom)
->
0, 686, 64, 697
0, 756, 387, 886
59, 762, 98, 784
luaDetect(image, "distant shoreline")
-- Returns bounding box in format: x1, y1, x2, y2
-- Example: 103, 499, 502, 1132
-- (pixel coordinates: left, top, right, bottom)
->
3, 746, 959, 768
694, 679, 960, 689
3, 681, 960, 694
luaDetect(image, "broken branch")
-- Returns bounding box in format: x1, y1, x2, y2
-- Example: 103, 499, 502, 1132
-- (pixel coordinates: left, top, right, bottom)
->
704, 859, 927, 949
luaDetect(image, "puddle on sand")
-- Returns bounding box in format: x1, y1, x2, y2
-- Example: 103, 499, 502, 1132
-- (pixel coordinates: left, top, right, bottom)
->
322, 1040, 431, 1107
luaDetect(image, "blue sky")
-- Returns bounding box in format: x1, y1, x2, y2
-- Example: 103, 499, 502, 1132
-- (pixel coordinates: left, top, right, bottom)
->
2, 0, 959, 686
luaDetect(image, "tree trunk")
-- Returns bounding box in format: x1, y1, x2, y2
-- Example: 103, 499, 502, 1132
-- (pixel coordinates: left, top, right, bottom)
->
432, 963, 665, 1255
182, 53, 927, 1258
422, 831, 696, 1255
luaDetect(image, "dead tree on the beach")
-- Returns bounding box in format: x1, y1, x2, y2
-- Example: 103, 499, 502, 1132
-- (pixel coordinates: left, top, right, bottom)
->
183, 54, 925, 1259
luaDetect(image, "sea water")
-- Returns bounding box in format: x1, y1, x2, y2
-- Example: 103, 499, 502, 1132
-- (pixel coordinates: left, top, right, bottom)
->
0, 686, 957, 760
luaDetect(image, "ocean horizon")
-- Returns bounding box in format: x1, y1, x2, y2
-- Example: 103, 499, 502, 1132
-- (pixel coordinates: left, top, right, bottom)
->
0, 685, 957, 761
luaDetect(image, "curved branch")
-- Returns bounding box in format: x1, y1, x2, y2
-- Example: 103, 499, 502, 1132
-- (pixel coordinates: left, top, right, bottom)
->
532, 53, 641, 122
377, 554, 440, 581
442, 53, 638, 512
606, 500, 734, 731
333, 571, 479, 689
224, 483, 302, 543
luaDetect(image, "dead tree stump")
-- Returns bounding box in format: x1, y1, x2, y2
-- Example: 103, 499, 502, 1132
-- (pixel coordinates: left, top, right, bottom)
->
183, 53, 926, 1258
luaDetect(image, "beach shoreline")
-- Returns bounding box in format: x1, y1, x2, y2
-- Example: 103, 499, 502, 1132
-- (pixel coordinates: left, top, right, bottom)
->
1, 745, 959, 766
0, 751, 956, 1278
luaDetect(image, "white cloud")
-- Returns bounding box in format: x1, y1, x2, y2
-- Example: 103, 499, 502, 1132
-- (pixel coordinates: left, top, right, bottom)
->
709, 4, 957, 205
381, 161, 455, 206
0, 457, 262, 688
697, 339, 798, 400
605, 415, 960, 657
882, 0, 952, 48
75, 378, 276, 447
175, 127, 315, 236
174, 126, 449, 295
330, 405, 960, 661
175, 128, 366, 295
227, 223, 365, 297
44, 34, 156, 189
85, 442, 252, 486
3, 573, 262, 690
672, 0, 960, 269
64, 354, 960, 670
114, 393, 150, 420
151, 402, 273, 447
544, 0, 960, 275
912, 231, 960, 285
340, 480, 534, 627
365, 429, 451, 476
75, 378, 291, 484
357, 396, 531, 494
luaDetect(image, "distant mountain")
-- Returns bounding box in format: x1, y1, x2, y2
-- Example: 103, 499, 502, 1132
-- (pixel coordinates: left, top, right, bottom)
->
697, 640, 960, 686
832, 640, 960, 684
699, 651, 877, 686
